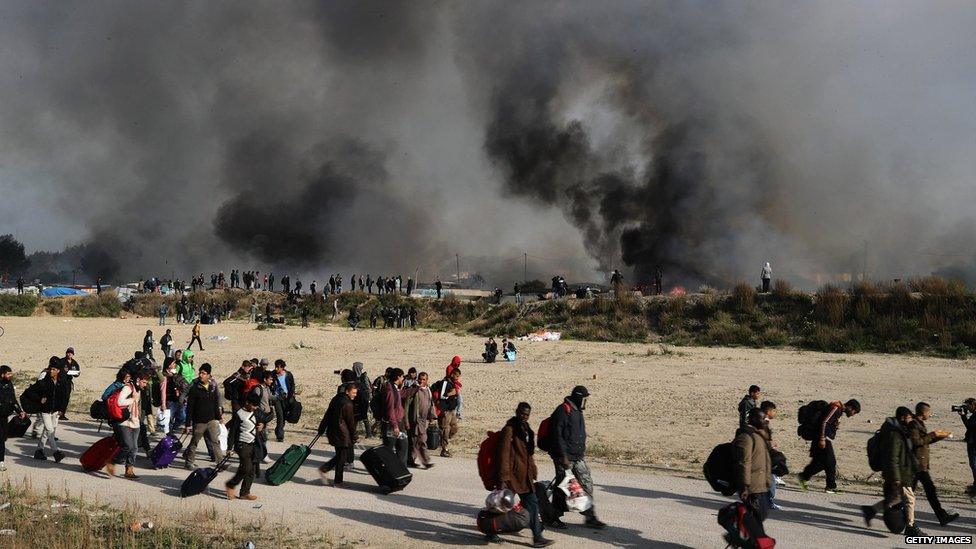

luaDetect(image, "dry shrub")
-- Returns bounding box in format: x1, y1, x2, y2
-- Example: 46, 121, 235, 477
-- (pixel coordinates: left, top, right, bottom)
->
771, 279, 794, 299
730, 282, 756, 313
814, 284, 846, 326
886, 282, 913, 317
0, 294, 39, 316
908, 275, 966, 296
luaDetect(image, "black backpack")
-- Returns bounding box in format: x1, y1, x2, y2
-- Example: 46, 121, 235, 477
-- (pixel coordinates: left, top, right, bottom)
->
703, 442, 738, 496
866, 428, 883, 472
223, 373, 244, 403
796, 400, 830, 441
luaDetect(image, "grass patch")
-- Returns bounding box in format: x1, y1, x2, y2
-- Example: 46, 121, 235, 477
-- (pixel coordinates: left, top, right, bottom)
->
0, 294, 38, 316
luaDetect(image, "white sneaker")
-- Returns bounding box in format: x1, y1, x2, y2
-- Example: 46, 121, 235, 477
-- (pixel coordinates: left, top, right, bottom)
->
0, 462, 6, 471
262, 456, 272, 464
775, 477, 787, 486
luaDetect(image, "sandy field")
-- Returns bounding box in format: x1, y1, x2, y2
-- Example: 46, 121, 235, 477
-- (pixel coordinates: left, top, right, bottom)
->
0, 315, 974, 491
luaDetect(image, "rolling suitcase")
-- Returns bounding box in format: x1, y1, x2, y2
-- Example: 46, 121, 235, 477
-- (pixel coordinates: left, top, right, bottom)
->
426, 425, 441, 450
150, 433, 184, 469
80, 435, 121, 471
181, 454, 232, 498
360, 445, 412, 493
6, 415, 31, 438
266, 434, 320, 486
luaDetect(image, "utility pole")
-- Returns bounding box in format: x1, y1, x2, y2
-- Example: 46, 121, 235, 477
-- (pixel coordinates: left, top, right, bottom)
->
456, 254, 461, 288
523, 252, 527, 283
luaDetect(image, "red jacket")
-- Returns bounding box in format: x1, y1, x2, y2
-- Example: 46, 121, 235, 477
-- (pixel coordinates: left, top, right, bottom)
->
382, 382, 405, 428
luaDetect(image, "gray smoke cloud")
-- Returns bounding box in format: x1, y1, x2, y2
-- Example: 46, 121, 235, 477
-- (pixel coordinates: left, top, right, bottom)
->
1, 2, 975, 288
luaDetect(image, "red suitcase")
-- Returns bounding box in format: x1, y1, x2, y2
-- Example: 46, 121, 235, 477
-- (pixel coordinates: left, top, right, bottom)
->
80, 435, 120, 471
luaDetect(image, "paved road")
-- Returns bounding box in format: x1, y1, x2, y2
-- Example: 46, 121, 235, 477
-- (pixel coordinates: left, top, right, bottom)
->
4, 421, 973, 547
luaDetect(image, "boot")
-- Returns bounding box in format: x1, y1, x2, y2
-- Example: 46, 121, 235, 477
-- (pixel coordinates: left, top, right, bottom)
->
33, 449, 46, 461
225, 485, 236, 500
532, 536, 555, 547
585, 516, 607, 530
861, 505, 876, 527
124, 466, 139, 479
104, 463, 116, 477
904, 524, 926, 537
938, 511, 960, 526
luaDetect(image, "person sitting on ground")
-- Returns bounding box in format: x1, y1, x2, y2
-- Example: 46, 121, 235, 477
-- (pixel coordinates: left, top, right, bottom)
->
318, 381, 358, 487
482, 337, 499, 363
503, 338, 517, 361
495, 402, 555, 547
225, 392, 263, 501
861, 407, 926, 537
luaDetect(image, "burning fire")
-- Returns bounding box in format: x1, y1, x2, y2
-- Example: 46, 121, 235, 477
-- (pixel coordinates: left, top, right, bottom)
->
669, 285, 687, 297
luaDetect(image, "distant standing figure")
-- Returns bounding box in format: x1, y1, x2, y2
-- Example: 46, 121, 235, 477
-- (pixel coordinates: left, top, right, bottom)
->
143, 330, 155, 362
188, 321, 204, 351
435, 278, 442, 300
654, 266, 663, 295
761, 262, 772, 293
158, 303, 168, 326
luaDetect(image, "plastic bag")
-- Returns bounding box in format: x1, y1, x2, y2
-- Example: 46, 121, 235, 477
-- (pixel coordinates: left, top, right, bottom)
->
218, 423, 228, 453
485, 489, 520, 514
555, 474, 593, 512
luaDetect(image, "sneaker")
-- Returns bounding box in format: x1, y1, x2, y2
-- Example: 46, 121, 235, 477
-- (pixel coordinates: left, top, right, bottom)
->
904, 524, 926, 537
33, 449, 46, 461
797, 476, 808, 491
774, 477, 787, 486
939, 512, 960, 527
424, 463, 434, 469
544, 518, 568, 530
861, 505, 876, 527
770, 503, 784, 511
484, 534, 503, 543
318, 466, 330, 485
262, 456, 272, 464
440, 450, 452, 458
0, 462, 6, 472
585, 516, 608, 530
407, 462, 420, 469
532, 538, 555, 548
824, 488, 838, 494
59, 415, 69, 421
53, 451, 65, 463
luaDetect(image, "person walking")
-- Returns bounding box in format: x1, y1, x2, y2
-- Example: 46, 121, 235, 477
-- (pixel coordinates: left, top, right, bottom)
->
142, 330, 155, 362
253, 371, 275, 464
734, 408, 773, 529
380, 368, 409, 467
761, 400, 786, 510
738, 385, 761, 430
160, 329, 173, 359
182, 364, 223, 469
404, 371, 436, 469
959, 398, 976, 496
797, 399, 861, 494
271, 359, 295, 442
158, 302, 168, 325
861, 407, 926, 536
21, 364, 67, 463
188, 320, 204, 351
351, 362, 372, 439
57, 347, 80, 421
225, 392, 262, 501
108, 372, 149, 479
434, 364, 461, 458
496, 402, 555, 547
318, 381, 358, 487
759, 263, 772, 294
908, 402, 959, 526
0, 365, 27, 471
545, 385, 607, 530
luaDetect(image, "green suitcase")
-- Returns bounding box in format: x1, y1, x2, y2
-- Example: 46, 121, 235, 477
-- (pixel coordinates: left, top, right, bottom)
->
266, 433, 320, 486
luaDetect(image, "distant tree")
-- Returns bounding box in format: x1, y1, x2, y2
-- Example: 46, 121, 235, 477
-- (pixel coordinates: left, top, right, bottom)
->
0, 234, 30, 276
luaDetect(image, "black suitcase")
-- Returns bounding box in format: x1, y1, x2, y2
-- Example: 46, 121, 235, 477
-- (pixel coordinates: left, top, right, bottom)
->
6, 415, 31, 438
286, 400, 303, 424
426, 425, 441, 450
181, 454, 231, 498
360, 445, 412, 493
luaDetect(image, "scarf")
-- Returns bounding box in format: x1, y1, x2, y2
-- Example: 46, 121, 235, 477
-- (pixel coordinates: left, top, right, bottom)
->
510, 416, 535, 455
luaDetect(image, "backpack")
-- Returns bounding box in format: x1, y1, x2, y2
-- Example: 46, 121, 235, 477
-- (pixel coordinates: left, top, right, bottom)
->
370, 381, 386, 421
478, 431, 504, 490
866, 428, 883, 472
796, 400, 830, 441
703, 442, 738, 496
225, 410, 244, 450
537, 402, 571, 453
223, 373, 244, 403
718, 501, 776, 549
105, 385, 131, 422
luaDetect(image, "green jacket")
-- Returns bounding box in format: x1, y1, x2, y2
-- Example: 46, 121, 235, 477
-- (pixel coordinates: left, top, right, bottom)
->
881, 417, 917, 484
178, 350, 195, 384
907, 419, 939, 472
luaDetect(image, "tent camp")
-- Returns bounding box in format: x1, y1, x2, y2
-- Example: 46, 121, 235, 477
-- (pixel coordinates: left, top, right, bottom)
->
40, 287, 90, 297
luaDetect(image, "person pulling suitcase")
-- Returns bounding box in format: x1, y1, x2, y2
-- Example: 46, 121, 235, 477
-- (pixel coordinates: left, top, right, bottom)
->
319, 381, 358, 487
225, 392, 263, 501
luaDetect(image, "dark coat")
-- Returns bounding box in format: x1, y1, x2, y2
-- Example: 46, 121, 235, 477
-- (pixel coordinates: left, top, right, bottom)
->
320, 393, 357, 448
733, 426, 772, 494
907, 418, 940, 472
21, 374, 68, 414
550, 398, 586, 461
185, 378, 221, 426
497, 418, 538, 494
881, 417, 917, 484
0, 379, 22, 417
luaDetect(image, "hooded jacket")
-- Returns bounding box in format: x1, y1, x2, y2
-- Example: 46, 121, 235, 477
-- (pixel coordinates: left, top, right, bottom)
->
733, 425, 772, 494
550, 397, 587, 461
498, 416, 538, 494
178, 350, 195, 384
881, 417, 917, 484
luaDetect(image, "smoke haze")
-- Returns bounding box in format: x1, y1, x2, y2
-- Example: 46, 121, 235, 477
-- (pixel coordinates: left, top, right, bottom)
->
1, 1, 975, 288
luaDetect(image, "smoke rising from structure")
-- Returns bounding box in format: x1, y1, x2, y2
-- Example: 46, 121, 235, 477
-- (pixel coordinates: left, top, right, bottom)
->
1, 2, 976, 287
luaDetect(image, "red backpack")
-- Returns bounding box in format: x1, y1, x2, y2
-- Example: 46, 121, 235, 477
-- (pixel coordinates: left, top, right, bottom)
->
537, 402, 571, 453
477, 431, 504, 490
105, 385, 131, 422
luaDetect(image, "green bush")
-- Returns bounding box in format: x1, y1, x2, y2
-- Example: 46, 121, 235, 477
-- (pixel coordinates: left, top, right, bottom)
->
0, 294, 38, 316
72, 291, 122, 318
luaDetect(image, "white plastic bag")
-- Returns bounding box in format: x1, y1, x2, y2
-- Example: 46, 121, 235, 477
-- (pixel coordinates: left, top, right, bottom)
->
218, 423, 228, 453
555, 474, 593, 512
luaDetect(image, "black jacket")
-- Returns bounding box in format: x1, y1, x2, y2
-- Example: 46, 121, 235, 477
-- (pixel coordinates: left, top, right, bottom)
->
319, 393, 357, 448
185, 379, 221, 426
21, 374, 68, 414
0, 379, 22, 417
550, 398, 587, 461
963, 412, 976, 444
272, 371, 295, 400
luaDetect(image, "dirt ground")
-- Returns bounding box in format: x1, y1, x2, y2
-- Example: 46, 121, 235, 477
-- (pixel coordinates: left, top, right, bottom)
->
1, 315, 973, 491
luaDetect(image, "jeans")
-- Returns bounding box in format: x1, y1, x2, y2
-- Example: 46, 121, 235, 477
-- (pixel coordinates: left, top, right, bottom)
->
158, 314, 166, 325
113, 423, 138, 466
913, 470, 947, 519
167, 401, 186, 434
520, 491, 543, 538
37, 412, 60, 454
322, 446, 350, 484
227, 442, 256, 495
382, 423, 409, 467
767, 474, 778, 507
800, 439, 837, 490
